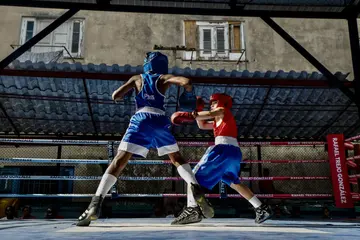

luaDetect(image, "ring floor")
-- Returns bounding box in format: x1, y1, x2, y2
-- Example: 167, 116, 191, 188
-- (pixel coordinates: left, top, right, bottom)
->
1, 218, 360, 240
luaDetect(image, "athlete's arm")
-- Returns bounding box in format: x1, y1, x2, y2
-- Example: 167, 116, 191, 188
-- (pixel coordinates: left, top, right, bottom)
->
196, 120, 214, 130
112, 75, 139, 101
193, 107, 225, 121
160, 74, 193, 92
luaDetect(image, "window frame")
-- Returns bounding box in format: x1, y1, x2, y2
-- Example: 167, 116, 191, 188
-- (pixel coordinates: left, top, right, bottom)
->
19, 17, 84, 58
68, 19, 84, 57
199, 26, 215, 57
20, 17, 36, 45
198, 22, 229, 58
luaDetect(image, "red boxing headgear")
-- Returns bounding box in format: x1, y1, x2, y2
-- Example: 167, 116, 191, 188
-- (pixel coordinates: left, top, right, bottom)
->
210, 93, 232, 109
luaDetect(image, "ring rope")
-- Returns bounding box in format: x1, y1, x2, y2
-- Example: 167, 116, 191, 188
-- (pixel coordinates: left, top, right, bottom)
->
345, 134, 360, 142
346, 155, 360, 161
0, 158, 329, 164
0, 193, 351, 199
0, 193, 358, 199
0, 138, 327, 146
0, 175, 333, 181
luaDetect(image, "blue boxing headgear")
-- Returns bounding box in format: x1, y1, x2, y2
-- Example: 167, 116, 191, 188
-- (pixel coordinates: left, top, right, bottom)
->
143, 52, 169, 74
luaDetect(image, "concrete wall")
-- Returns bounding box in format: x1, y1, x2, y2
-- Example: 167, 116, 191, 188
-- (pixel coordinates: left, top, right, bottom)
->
0, 6, 356, 76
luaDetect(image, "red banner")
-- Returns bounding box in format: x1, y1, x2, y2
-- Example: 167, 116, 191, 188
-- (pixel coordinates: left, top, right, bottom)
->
327, 134, 353, 208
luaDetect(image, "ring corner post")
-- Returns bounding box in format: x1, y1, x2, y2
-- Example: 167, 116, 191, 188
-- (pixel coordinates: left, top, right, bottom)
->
326, 134, 353, 209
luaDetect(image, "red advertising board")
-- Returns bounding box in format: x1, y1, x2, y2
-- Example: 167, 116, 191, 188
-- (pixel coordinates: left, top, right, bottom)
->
327, 134, 353, 208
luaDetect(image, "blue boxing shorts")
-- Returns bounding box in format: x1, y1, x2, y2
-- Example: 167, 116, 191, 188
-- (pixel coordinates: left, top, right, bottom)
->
118, 108, 179, 158
193, 138, 242, 190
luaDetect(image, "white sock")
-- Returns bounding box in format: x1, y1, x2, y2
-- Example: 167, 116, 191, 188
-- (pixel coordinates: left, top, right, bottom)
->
95, 173, 117, 196
249, 196, 262, 208
187, 183, 197, 208
177, 164, 199, 185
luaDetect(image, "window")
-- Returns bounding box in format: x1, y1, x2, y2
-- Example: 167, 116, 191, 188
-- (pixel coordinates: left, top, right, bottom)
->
202, 29, 212, 54
216, 28, 225, 53
199, 23, 229, 58
71, 21, 81, 54
183, 20, 246, 61
25, 21, 35, 43
20, 17, 84, 58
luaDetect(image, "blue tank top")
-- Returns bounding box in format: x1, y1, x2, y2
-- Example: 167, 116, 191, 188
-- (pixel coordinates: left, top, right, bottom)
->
135, 73, 165, 111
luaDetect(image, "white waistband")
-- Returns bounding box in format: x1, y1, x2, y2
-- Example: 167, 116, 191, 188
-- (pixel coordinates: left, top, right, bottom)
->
136, 106, 165, 115
215, 136, 239, 147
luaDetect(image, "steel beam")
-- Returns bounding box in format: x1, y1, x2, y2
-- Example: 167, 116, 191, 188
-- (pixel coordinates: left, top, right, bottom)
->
314, 100, 354, 139
347, 17, 360, 111
244, 87, 272, 137
0, 9, 79, 69
82, 79, 98, 135
0, 1, 350, 19
261, 17, 356, 105
0, 102, 20, 136
344, 119, 360, 138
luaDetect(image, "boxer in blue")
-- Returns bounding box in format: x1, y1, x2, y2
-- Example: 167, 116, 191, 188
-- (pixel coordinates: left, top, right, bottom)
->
77, 52, 213, 226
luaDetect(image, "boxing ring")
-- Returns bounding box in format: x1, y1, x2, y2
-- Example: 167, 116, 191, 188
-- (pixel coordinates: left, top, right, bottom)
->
0, 136, 359, 199
0, 135, 360, 239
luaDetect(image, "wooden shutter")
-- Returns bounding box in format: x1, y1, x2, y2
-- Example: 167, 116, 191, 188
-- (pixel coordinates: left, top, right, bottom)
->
184, 20, 196, 49
229, 22, 241, 53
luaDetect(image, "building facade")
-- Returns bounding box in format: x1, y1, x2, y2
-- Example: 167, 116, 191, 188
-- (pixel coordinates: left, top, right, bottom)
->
0, 6, 355, 75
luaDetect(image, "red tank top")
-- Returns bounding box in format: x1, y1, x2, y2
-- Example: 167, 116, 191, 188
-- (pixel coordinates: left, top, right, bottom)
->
213, 109, 237, 138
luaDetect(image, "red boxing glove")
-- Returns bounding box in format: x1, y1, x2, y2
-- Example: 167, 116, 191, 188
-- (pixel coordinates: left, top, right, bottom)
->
196, 96, 205, 112
171, 111, 195, 126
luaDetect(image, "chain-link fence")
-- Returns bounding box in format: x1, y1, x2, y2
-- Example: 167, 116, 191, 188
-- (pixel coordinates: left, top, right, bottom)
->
119, 145, 333, 196
0, 144, 107, 197
3, 141, 352, 218
0, 142, 336, 198
251, 145, 332, 194
347, 146, 360, 194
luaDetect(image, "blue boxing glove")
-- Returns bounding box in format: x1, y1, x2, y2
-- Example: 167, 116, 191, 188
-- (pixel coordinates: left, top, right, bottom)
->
178, 88, 197, 111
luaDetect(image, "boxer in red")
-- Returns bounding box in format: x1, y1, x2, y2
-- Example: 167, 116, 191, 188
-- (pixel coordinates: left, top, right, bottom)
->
171, 93, 273, 225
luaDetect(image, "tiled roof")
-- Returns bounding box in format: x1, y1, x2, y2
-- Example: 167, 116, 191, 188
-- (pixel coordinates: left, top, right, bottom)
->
0, 61, 358, 140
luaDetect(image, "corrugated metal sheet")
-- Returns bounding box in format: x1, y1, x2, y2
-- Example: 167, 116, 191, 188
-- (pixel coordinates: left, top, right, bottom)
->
242, 0, 352, 12
9, 60, 350, 81
0, 61, 359, 140
0, 0, 355, 14
4, 0, 353, 8
0, 110, 14, 133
